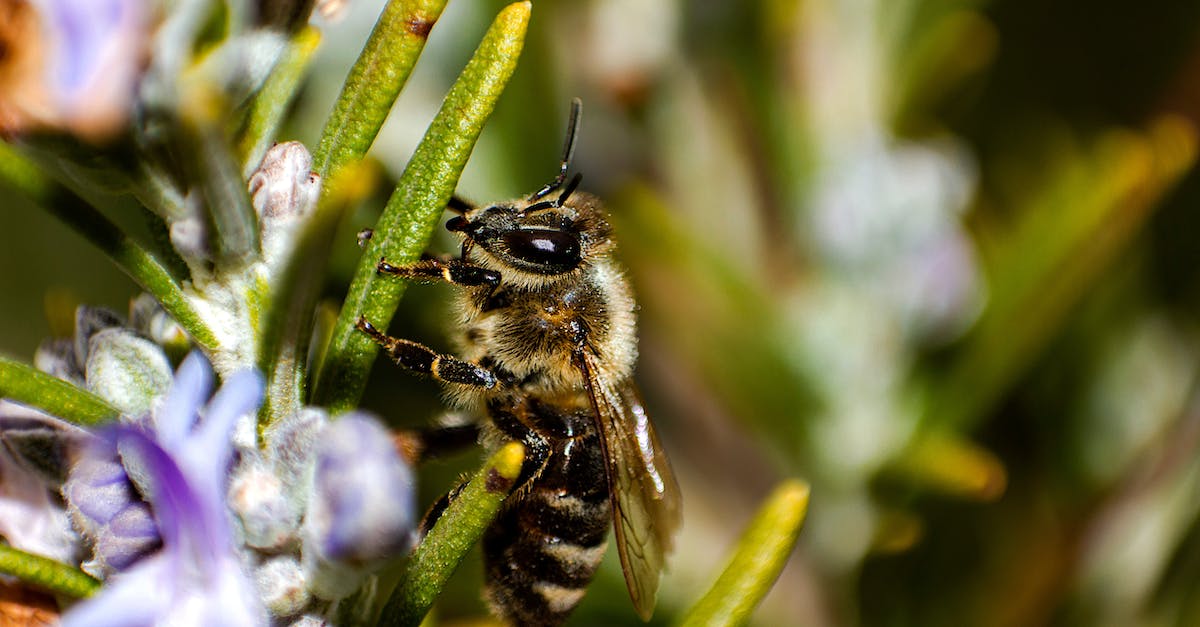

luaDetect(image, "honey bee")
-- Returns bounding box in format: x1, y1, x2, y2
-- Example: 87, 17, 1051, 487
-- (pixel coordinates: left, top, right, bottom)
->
357, 99, 681, 625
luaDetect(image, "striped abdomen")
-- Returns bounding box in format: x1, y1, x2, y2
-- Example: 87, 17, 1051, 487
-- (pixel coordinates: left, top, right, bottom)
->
483, 396, 611, 626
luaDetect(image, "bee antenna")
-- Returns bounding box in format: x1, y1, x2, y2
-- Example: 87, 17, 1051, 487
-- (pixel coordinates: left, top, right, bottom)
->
529, 98, 583, 202
524, 173, 583, 215
557, 172, 582, 205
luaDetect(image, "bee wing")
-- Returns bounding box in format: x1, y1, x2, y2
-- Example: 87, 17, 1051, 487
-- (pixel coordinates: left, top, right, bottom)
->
578, 353, 682, 620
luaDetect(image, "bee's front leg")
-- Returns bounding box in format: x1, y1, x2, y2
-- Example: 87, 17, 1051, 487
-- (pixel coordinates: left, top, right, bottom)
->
357, 316, 497, 388
375, 257, 500, 291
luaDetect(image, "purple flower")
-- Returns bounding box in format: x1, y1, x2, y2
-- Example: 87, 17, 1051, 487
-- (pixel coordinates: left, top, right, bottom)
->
302, 413, 416, 599
62, 352, 267, 627
0, 0, 146, 140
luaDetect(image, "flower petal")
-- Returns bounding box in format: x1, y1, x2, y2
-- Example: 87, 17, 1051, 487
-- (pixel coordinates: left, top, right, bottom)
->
61, 556, 168, 627
156, 352, 213, 450
189, 369, 263, 480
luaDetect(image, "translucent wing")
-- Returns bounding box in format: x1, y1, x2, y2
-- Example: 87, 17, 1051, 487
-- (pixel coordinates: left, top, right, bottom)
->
578, 353, 682, 620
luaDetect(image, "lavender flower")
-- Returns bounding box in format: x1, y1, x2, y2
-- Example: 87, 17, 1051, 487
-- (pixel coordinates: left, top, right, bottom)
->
302, 413, 416, 600
62, 352, 267, 626
0, 0, 146, 140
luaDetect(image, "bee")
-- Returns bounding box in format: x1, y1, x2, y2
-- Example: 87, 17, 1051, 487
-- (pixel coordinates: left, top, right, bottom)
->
357, 99, 681, 625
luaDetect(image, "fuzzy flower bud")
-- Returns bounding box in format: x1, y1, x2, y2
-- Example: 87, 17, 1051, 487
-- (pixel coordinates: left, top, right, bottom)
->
249, 141, 321, 271
84, 328, 174, 417
63, 450, 161, 578
301, 413, 415, 600
0, 406, 81, 565
229, 456, 300, 551
255, 555, 311, 617
34, 338, 83, 385
130, 293, 190, 357
264, 407, 328, 505
73, 306, 123, 370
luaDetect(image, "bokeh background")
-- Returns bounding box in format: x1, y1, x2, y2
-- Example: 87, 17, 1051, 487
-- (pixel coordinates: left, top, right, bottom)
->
6, 0, 1200, 624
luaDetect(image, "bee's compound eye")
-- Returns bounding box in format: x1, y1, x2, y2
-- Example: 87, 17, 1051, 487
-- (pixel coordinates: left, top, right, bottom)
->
502, 229, 581, 271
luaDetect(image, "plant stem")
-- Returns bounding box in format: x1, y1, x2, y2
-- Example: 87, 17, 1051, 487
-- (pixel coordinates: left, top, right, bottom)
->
0, 544, 100, 599
259, 163, 378, 429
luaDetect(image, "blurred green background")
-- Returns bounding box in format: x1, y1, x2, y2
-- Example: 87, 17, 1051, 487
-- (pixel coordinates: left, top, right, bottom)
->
7, 0, 1200, 624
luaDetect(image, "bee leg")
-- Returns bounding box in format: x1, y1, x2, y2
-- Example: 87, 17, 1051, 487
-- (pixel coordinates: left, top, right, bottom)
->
357, 316, 497, 388
419, 480, 467, 536
447, 195, 474, 214
376, 257, 500, 291
393, 421, 481, 464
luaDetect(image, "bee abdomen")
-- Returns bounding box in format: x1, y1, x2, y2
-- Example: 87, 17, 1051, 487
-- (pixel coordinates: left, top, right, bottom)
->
484, 488, 611, 626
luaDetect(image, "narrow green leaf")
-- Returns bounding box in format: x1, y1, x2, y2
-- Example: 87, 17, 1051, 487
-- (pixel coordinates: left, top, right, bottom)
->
0, 544, 100, 599
0, 357, 119, 426
259, 162, 378, 429
178, 107, 261, 266
926, 117, 1198, 431
312, 1, 531, 412
680, 480, 811, 627
0, 143, 220, 353
378, 442, 525, 627
238, 26, 323, 176
313, 0, 450, 180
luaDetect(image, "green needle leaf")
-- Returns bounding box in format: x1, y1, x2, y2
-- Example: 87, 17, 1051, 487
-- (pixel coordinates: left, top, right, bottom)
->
259, 162, 378, 429
312, 1, 531, 413
313, 0, 450, 181
177, 107, 261, 266
0, 357, 120, 426
0, 544, 100, 599
238, 26, 323, 176
378, 442, 525, 627
0, 143, 220, 353
680, 480, 811, 627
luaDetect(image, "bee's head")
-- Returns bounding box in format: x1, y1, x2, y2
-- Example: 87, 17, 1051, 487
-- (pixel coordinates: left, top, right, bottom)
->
446, 183, 612, 278
447, 99, 611, 281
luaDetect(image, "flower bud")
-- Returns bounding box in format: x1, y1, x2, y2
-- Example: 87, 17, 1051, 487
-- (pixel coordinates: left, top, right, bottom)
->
264, 407, 328, 506
255, 555, 311, 617
301, 413, 415, 600
229, 456, 300, 551
249, 141, 321, 271
73, 306, 123, 370
129, 293, 189, 357
0, 407, 86, 485
169, 202, 210, 264
85, 328, 173, 417
34, 338, 84, 385
63, 449, 161, 578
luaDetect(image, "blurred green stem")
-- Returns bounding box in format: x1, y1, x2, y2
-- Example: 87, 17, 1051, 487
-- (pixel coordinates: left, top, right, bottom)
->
258, 163, 378, 429
177, 101, 261, 266
376, 442, 525, 627
0, 544, 99, 599
680, 480, 810, 627
0, 143, 220, 353
312, 1, 531, 413
238, 26, 323, 176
